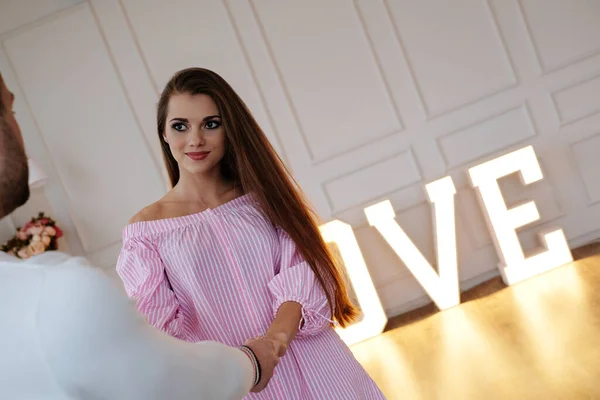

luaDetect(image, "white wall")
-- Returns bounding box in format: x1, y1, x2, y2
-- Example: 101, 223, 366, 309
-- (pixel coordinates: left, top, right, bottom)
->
2, 0, 600, 316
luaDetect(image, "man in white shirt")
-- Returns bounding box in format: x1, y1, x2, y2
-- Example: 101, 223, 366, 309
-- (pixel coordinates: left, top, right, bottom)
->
0, 72, 280, 399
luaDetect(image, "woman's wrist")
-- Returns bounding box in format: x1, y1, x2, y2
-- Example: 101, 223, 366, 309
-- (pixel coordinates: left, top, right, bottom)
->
238, 345, 261, 388
271, 302, 302, 339
266, 329, 292, 345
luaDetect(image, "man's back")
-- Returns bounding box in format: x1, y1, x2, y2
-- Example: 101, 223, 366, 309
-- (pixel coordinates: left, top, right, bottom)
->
0, 252, 253, 399
0, 261, 64, 398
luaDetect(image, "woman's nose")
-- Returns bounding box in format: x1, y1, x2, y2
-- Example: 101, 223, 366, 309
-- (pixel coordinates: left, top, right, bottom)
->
189, 127, 206, 146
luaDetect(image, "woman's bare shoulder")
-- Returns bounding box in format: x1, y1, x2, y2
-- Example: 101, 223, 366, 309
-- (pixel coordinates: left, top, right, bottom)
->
128, 189, 183, 224
128, 201, 167, 224
129, 193, 179, 224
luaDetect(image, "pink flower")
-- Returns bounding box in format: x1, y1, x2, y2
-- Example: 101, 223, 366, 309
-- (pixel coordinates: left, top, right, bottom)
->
28, 226, 43, 236
43, 226, 56, 236
16, 230, 29, 241
17, 247, 32, 259
30, 242, 46, 255
40, 218, 50, 225
41, 235, 51, 246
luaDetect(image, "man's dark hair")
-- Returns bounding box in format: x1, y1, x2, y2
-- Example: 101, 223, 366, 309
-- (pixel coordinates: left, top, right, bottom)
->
0, 81, 4, 116
0, 75, 30, 218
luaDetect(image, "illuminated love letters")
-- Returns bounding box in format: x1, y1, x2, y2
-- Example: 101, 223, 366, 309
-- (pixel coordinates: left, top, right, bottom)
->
320, 221, 387, 345
364, 176, 459, 311
467, 145, 573, 285
328, 145, 573, 345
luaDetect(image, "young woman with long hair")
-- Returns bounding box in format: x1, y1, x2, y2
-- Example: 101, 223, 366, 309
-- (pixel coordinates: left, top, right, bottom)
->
116, 68, 385, 399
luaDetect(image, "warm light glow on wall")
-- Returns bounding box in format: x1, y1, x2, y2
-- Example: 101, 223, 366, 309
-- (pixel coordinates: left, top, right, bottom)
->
468, 145, 573, 285
320, 220, 388, 345
364, 176, 460, 310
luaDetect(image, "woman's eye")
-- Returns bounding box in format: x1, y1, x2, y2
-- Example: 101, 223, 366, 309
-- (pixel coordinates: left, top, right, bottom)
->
205, 120, 221, 130
171, 123, 186, 132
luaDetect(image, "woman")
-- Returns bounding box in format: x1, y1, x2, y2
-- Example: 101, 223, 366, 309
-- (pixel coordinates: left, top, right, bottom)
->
117, 68, 385, 399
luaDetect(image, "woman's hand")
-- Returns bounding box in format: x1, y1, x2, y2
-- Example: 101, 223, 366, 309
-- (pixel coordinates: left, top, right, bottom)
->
264, 301, 302, 356
264, 332, 289, 357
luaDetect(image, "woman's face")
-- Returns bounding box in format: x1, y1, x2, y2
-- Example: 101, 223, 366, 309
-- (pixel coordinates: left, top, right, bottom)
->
163, 93, 226, 178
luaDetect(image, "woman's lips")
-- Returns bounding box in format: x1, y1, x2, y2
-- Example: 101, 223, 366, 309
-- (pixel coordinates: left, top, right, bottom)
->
186, 151, 210, 161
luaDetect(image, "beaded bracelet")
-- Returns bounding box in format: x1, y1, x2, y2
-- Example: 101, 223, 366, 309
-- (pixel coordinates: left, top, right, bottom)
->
239, 345, 261, 387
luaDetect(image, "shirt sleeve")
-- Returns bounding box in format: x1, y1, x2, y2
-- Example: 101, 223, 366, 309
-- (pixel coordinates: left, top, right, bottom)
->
37, 264, 253, 400
268, 226, 334, 337
116, 236, 187, 340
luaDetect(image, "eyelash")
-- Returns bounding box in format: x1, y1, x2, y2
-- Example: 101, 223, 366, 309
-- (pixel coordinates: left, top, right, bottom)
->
171, 120, 221, 132
172, 123, 186, 132
205, 120, 220, 129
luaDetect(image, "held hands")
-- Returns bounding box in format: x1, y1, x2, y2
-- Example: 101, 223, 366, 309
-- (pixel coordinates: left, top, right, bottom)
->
265, 332, 288, 357
245, 301, 301, 392
244, 332, 290, 392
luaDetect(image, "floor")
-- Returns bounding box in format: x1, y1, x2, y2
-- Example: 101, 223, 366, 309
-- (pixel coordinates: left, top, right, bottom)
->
352, 243, 600, 400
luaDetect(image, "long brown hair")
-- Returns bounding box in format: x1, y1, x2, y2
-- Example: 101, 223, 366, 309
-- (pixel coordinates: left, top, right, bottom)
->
157, 68, 357, 326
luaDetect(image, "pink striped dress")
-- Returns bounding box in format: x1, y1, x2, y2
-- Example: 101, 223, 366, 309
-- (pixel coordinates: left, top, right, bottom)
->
116, 194, 385, 399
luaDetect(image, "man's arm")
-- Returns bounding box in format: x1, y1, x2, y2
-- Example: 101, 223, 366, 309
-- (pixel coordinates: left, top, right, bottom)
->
36, 264, 268, 400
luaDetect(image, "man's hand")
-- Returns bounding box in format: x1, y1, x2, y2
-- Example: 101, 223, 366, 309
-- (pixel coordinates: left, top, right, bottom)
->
244, 337, 280, 392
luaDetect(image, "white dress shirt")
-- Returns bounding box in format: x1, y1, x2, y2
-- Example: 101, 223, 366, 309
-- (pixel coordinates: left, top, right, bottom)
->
0, 251, 253, 399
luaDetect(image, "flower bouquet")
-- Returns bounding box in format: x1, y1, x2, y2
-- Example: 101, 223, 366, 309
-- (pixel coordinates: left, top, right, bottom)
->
1, 212, 63, 259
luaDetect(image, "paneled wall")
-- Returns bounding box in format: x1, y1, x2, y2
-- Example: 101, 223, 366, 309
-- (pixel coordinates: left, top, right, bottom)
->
2, 0, 600, 316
